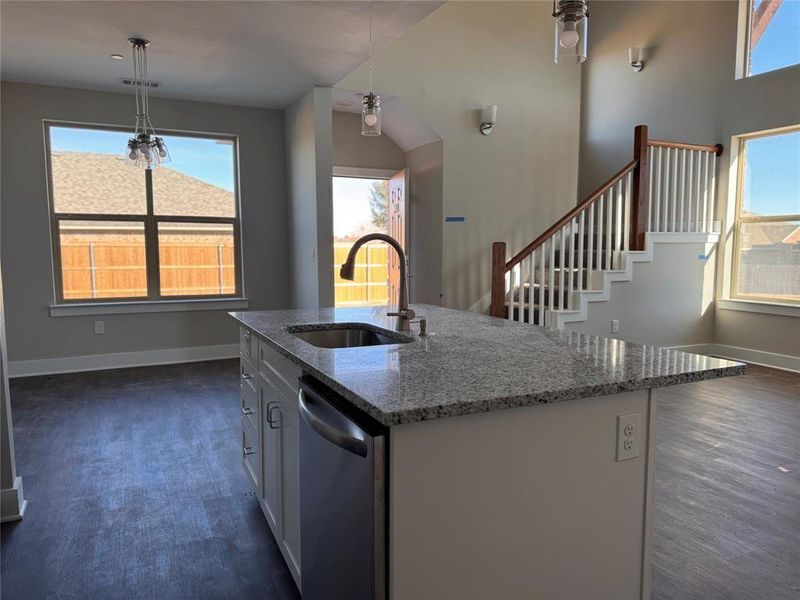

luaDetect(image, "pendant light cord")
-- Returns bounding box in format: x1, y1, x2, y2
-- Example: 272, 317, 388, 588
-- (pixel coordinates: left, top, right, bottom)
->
368, 1, 374, 94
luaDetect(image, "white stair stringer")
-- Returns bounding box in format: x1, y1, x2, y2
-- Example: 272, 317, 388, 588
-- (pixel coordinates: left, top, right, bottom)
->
546, 232, 719, 330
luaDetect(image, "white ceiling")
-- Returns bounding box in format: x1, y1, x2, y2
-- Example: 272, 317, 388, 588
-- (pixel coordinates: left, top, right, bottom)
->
0, 1, 443, 108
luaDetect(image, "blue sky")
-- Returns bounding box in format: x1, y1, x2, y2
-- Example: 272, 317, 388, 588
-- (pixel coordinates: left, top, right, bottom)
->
49, 126, 235, 191
744, 130, 800, 216
750, 0, 800, 75
333, 177, 385, 238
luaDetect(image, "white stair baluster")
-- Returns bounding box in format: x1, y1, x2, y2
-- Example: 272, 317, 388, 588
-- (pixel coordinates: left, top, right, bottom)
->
663, 148, 671, 232
606, 188, 613, 270
647, 146, 654, 232
615, 181, 623, 268
701, 151, 709, 232
623, 172, 632, 253
559, 226, 566, 310
568, 219, 576, 310
597, 193, 605, 270
709, 152, 718, 233
671, 148, 678, 232
539, 242, 545, 325
587, 202, 595, 282
679, 149, 686, 232
549, 236, 556, 322
687, 150, 695, 231
654, 147, 662, 232
528, 251, 535, 324
577, 211, 585, 293
695, 151, 703, 232
507, 265, 514, 320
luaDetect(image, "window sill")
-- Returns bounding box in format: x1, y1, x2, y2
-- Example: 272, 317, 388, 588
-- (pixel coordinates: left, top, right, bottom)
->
717, 298, 799, 318
50, 297, 250, 317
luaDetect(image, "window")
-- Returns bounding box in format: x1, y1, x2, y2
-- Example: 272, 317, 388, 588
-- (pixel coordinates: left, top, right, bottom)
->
740, 0, 800, 77
46, 123, 241, 303
732, 127, 800, 304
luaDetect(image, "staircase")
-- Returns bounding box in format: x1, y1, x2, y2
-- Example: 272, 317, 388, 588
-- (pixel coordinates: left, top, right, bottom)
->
491, 125, 723, 329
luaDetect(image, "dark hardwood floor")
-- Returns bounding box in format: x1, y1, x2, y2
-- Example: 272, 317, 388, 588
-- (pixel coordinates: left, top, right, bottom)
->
1, 360, 798, 599
1, 360, 300, 600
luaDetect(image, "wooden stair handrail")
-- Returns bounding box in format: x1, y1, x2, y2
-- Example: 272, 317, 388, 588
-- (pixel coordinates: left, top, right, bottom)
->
503, 158, 638, 272
648, 139, 724, 156
489, 124, 723, 319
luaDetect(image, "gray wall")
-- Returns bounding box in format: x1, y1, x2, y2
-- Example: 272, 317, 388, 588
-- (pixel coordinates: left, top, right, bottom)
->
332, 111, 406, 171
407, 141, 444, 305
0, 82, 289, 363
579, 0, 800, 358
340, 1, 582, 311
285, 86, 334, 308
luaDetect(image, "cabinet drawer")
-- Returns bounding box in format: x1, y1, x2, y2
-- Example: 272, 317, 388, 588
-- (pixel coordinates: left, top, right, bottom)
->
258, 338, 301, 403
240, 327, 255, 363
241, 416, 260, 493
240, 357, 258, 430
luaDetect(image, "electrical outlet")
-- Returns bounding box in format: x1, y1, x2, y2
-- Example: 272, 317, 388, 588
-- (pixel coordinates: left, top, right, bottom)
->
616, 412, 640, 461
611, 319, 620, 333
94, 320, 105, 335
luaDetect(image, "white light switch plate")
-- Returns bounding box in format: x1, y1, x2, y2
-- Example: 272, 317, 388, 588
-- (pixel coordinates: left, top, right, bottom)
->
616, 412, 640, 461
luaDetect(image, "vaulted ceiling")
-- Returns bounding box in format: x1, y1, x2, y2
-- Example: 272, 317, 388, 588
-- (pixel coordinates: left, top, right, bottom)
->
0, 1, 443, 108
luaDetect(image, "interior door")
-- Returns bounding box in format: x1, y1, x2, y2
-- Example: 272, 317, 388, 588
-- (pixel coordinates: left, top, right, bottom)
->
388, 169, 409, 307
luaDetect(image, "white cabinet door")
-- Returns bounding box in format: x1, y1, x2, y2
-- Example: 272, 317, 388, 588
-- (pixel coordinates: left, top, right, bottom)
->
259, 374, 282, 536
279, 394, 302, 583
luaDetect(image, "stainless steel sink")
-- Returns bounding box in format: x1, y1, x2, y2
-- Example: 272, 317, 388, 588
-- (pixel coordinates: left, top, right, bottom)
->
287, 324, 412, 349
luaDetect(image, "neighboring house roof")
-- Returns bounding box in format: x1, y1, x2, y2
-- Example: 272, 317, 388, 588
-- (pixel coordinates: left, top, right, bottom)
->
51, 152, 235, 218
740, 220, 800, 247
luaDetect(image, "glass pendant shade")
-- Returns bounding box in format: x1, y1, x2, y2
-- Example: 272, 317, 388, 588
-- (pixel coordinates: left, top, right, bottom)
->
123, 39, 170, 169
361, 93, 381, 136
553, 0, 589, 65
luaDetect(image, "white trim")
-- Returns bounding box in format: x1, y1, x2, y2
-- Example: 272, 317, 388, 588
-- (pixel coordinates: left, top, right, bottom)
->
0, 477, 27, 523
717, 298, 800, 317
8, 343, 239, 378
709, 343, 800, 374
50, 297, 249, 317
333, 166, 396, 179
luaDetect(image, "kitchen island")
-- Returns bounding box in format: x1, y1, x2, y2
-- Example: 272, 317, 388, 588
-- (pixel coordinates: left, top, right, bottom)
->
230, 304, 744, 600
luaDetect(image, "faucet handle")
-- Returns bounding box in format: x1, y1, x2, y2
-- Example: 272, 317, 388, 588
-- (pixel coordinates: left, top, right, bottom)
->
387, 308, 416, 320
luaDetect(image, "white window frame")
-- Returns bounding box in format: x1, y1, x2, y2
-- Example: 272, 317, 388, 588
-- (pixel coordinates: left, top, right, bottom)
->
44, 120, 246, 312
729, 125, 800, 307
735, 0, 800, 79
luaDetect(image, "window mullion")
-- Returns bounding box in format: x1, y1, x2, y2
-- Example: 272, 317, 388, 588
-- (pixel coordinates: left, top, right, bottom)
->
144, 169, 161, 301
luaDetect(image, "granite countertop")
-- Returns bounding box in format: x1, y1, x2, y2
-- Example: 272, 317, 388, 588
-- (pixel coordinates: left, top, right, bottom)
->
229, 304, 745, 427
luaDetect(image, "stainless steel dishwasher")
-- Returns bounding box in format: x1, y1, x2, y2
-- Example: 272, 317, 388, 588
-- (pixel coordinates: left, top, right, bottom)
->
298, 376, 387, 600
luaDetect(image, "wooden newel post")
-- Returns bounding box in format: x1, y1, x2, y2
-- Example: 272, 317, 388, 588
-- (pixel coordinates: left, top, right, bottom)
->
630, 124, 649, 251
490, 242, 507, 318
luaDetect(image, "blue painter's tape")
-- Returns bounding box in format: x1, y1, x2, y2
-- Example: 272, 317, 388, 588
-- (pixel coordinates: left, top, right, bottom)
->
445, 216, 466, 223
698, 254, 708, 260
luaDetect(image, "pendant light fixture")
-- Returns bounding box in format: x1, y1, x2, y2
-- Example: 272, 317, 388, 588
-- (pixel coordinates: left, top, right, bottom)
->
124, 38, 170, 169
552, 0, 589, 65
361, 2, 381, 136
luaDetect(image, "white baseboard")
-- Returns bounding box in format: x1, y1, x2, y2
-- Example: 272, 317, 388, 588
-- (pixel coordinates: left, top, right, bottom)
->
1, 476, 27, 523
8, 343, 239, 378
708, 344, 800, 374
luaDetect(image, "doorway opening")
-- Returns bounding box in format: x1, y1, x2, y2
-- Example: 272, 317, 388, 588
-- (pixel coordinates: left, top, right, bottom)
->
332, 169, 407, 307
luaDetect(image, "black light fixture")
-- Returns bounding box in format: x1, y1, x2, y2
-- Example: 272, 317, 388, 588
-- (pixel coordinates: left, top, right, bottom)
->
124, 38, 170, 169
361, 2, 381, 136
552, 0, 589, 65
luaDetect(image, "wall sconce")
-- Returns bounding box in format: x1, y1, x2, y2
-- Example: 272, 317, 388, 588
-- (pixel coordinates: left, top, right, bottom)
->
480, 105, 497, 135
629, 47, 644, 73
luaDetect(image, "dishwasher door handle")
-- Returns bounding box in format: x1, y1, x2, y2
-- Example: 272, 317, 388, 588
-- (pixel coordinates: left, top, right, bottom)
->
298, 389, 368, 457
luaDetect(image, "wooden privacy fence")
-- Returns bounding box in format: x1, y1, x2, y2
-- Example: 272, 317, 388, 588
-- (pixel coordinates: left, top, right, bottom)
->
60, 240, 235, 299
333, 242, 389, 306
